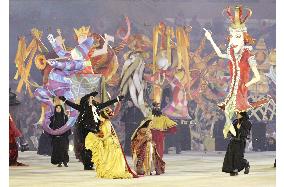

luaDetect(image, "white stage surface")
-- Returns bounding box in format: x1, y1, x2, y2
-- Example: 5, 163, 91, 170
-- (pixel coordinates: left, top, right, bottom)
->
10, 151, 275, 187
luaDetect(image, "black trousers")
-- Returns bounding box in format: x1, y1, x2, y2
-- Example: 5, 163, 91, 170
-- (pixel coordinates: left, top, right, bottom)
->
81, 148, 93, 169
81, 130, 94, 169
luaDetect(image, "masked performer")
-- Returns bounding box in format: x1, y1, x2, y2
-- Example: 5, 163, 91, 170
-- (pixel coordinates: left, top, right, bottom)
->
49, 104, 71, 167
148, 102, 177, 158
204, 5, 270, 138
131, 119, 165, 175
222, 112, 251, 176
85, 108, 136, 178
59, 92, 124, 170
34, 26, 113, 136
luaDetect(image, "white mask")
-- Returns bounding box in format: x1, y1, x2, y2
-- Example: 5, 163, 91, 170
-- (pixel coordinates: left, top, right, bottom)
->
229, 30, 244, 54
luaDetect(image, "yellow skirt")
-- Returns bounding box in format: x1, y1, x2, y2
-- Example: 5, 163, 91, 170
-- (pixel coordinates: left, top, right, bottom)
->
85, 132, 132, 179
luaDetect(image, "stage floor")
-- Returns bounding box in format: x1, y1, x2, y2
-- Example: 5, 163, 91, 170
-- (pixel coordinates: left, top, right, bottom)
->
10, 151, 275, 187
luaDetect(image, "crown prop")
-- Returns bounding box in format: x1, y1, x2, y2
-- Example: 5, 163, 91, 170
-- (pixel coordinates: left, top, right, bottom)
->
74, 26, 90, 37
224, 5, 252, 31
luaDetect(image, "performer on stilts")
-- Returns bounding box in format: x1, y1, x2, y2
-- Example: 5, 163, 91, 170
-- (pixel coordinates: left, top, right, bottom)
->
204, 5, 271, 138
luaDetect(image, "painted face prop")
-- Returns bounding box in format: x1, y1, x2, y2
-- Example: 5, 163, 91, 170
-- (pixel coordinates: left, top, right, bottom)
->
229, 29, 244, 54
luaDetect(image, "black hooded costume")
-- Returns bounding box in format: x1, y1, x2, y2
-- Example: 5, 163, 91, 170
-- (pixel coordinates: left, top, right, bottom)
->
49, 105, 70, 166
59, 92, 124, 170
222, 112, 251, 175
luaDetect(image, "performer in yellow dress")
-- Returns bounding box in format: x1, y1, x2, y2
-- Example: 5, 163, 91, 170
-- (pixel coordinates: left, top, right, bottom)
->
85, 107, 136, 179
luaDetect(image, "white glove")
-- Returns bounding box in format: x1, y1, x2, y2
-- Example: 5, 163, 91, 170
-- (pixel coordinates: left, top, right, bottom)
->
104, 34, 114, 43
47, 34, 56, 43
47, 59, 56, 66
203, 28, 212, 41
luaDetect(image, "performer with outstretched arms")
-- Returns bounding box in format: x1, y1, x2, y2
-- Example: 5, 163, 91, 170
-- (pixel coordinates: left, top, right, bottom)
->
148, 102, 177, 159
85, 107, 137, 178
204, 5, 270, 138
59, 92, 124, 170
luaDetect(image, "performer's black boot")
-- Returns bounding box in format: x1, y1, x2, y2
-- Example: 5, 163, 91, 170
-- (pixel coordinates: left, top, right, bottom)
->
84, 165, 94, 170
230, 169, 238, 176
244, 162, 250, 174
57, 162, 62, 167
63, 162, 68, 167
83, 149, 94, 170
230, 172, 238, 176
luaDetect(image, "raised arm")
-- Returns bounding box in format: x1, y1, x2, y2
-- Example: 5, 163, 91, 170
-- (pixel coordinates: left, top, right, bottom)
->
59, 96, 82, 111
91, 34, 114, 57
46, 59, 87, 72
96, 95, 124, 110
203, 28, 229, 59
47, 34, 71, 58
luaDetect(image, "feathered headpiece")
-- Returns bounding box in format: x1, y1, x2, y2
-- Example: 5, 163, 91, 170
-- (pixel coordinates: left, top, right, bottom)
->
224, 5, 252, 32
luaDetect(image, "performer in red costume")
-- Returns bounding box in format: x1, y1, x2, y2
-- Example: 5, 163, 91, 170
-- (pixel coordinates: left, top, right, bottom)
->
204, 5, 271, 138
9, 89, 28, 166
9, 114, 26, 166
147, 102, 177, 158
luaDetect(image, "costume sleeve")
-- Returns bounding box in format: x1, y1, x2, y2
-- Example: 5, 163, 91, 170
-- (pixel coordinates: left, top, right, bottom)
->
50, 60, 86, 72
96, 98, 119, 110
49, 116, 55, 129
248, 55, 257, 68
50, 40, 71, 58
165, 116, 177, 128
64, 100, 82, 111
164, 116, 177, 133
74, 37, 94, 59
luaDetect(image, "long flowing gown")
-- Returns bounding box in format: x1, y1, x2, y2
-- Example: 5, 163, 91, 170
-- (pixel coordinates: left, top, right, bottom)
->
85, 120, 133, 179
131, 127, 165, 175
50, 114, 70, 165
